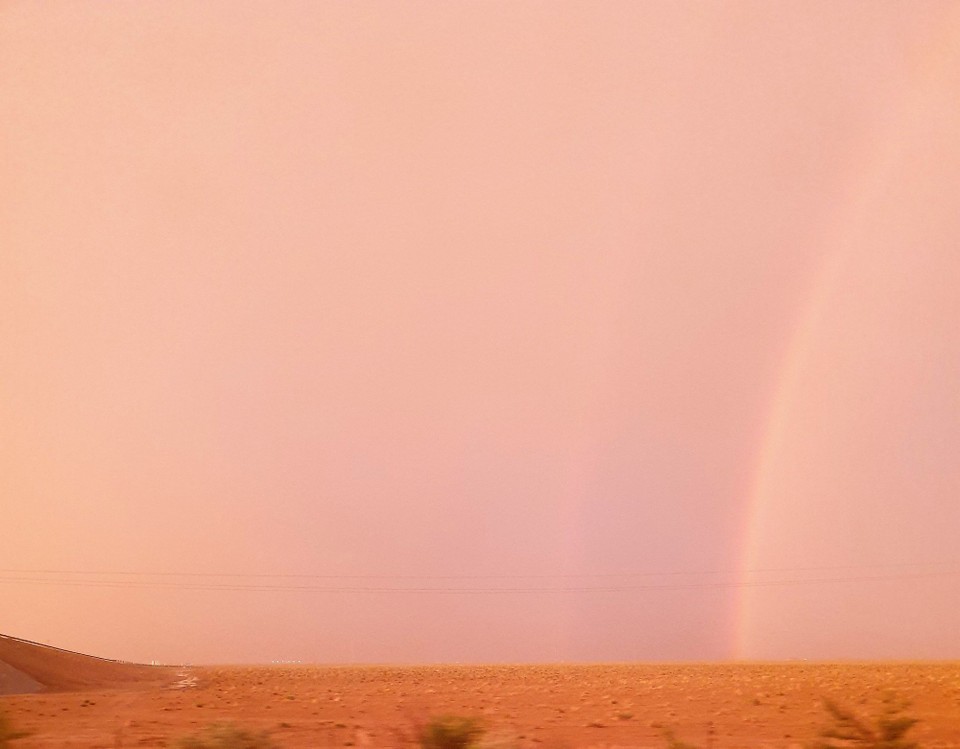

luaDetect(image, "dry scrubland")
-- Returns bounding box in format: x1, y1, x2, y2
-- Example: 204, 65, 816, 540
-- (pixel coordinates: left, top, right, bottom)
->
3, 661, 960, 749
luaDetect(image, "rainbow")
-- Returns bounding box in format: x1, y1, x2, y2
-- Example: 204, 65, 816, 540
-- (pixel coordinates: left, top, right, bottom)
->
734, 12, 960, 659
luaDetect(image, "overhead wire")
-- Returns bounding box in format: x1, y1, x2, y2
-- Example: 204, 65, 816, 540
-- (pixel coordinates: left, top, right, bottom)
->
0, 564, 957, 594
1, 559, 957, 579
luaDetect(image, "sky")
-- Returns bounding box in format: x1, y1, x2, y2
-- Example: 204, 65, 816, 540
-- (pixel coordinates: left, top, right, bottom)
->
2, 1, 958, 665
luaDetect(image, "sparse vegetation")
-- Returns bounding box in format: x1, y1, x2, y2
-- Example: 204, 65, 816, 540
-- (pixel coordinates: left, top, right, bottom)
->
659, 696, 921, 749
0, 711, 29, 749
661, 728, 701, 749
418, 715, 486, 749
177, 723, 280, 749
812, 697, 919, 749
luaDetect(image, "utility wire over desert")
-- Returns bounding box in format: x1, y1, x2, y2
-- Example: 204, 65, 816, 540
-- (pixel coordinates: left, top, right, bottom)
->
2, 2, 959, 748
2, 562, 960, 593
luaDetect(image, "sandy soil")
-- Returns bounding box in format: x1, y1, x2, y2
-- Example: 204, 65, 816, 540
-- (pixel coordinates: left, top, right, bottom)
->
3, 659, 960, 749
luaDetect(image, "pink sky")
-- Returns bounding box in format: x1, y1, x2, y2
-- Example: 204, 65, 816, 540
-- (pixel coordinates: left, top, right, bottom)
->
2, 1, 958, 664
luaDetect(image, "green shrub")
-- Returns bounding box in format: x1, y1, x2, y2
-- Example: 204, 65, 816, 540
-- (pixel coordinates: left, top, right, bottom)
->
812, 697, 919, 749
176, 723, 280, 749
418, 715, 485, 749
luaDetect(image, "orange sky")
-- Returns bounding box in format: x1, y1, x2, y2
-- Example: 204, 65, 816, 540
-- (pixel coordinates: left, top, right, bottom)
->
2, 1, 958, 664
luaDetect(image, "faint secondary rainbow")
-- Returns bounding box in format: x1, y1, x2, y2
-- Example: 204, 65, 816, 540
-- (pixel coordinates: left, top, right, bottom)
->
733, 13, 960, 659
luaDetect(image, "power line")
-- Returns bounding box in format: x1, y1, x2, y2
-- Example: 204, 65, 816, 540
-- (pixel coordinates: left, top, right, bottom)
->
1, 559, 957, 580
0, 568, 957, 594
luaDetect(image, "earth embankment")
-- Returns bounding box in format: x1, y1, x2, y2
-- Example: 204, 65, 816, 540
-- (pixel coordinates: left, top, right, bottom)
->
0, 634, 172, 694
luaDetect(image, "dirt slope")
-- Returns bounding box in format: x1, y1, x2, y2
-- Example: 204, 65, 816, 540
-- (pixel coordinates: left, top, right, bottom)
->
0, 659, 42, 695
0, 634, 173, 694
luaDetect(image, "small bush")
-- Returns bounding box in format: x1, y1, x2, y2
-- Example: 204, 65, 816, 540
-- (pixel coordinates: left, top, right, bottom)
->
0, 711, 29, 749
418, 716, 485, 749
660, 729, 700, 749
177, 723, 280, 749
812, 697, 919, 749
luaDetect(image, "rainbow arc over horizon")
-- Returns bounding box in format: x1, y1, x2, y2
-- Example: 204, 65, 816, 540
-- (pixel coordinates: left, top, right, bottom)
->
734, 17, 960, 659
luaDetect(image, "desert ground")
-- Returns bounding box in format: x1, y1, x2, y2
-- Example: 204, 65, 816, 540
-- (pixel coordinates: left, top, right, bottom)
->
2, 636, 959, 749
